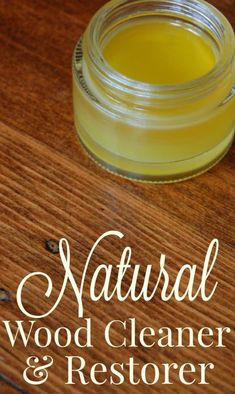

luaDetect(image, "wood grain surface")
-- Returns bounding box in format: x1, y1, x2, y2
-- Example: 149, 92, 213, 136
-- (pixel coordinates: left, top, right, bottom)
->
0, 1, 234, 393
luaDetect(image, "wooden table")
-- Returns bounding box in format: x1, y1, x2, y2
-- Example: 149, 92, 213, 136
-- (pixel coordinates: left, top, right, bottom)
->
0, 1, 234, 393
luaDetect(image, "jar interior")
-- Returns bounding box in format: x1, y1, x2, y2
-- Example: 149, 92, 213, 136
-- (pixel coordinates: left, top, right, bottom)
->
89, 0, 229, 89
101, 16, 219, 84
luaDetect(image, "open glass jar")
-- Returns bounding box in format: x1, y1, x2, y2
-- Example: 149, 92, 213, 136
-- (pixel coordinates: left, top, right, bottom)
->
72, 0, 235, 183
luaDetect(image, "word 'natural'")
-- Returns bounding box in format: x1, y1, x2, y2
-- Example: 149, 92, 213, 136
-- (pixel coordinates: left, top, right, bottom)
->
16, 232, 219, 319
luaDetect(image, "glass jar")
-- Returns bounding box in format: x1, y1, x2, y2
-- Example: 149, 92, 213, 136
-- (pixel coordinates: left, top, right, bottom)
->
72, 0, 235, 183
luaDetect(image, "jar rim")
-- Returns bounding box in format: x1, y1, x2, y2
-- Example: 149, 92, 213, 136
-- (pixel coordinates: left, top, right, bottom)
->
84, 0, 235, 100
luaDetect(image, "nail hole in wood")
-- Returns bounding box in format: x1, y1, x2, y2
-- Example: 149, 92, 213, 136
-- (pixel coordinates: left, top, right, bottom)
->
45, 239, 59, 254
0, 288, 11, 302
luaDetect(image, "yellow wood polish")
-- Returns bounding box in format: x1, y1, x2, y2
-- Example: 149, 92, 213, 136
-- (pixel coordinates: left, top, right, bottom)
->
103, 20, 216, 84
73, 19, 235, 181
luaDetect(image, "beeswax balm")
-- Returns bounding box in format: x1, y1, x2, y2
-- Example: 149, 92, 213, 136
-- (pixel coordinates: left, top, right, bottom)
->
73, 0, 235, 182
103, 20, 216, 85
